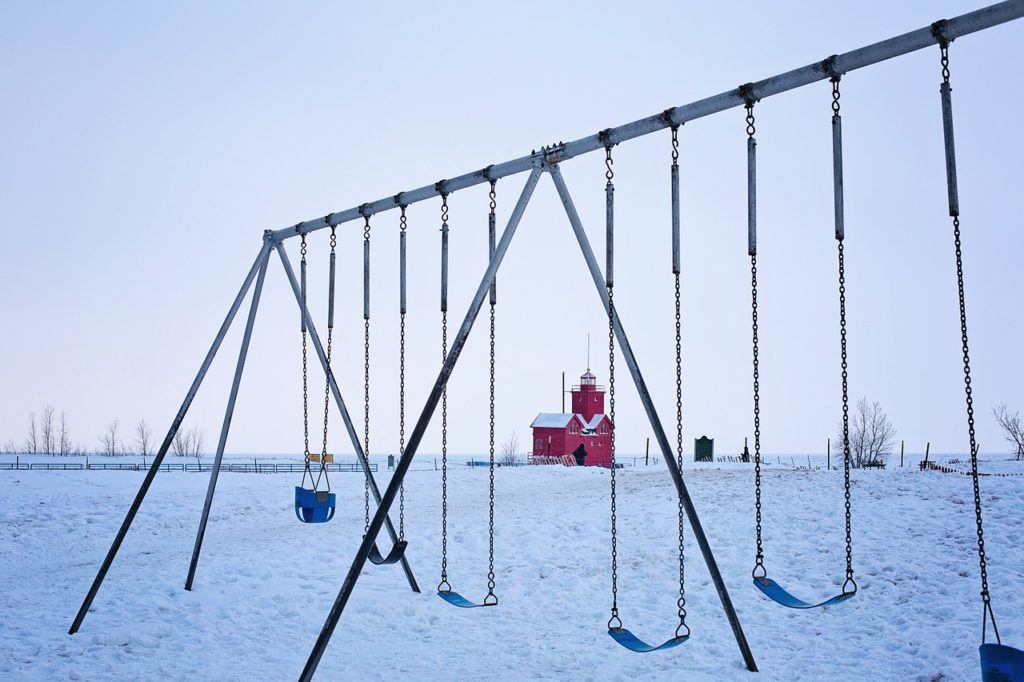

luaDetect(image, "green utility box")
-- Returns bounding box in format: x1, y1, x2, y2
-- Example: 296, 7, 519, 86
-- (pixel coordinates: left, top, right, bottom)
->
694, 436, 714, 462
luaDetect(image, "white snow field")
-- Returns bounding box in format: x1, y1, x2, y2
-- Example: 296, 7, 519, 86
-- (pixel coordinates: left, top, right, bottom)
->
1, 461, 1022, 681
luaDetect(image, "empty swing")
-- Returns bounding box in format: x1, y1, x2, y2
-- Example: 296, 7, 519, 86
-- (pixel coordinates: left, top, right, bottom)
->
360, 211, 407, 565
604, 141, 689, 652
931, 34, 1024, 681
294, 230, 337, 524
436, 183, 499, 609
743, 81, 856, 609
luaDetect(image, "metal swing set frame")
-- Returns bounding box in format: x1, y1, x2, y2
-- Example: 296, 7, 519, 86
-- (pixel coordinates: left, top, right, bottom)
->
68, 2, 1024, 680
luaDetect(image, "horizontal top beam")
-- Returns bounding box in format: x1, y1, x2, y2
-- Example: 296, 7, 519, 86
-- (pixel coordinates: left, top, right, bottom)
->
270, 0, 1023, 243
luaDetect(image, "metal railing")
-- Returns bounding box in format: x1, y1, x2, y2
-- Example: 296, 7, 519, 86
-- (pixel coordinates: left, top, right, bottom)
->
0, 461, 377, 473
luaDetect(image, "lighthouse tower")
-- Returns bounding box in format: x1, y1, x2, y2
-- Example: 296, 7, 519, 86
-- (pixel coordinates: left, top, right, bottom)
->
571, 370, 604, 422
529, 369, 613, 466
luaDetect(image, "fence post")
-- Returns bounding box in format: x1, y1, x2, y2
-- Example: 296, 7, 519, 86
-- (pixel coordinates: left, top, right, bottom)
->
900, 440, 904, 468
827, 439, 830, 470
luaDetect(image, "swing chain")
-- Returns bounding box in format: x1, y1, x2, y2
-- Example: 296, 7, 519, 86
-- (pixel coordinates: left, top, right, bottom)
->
319, 226, 337, 491
838, 240, 856, 594
485, 181, 498, 606
364, 215, 372, 533
674, 273, 688, 636
940, 44, 951, 85
750, 253, 764, 578
301, 235, 311, 468
438, 194, 451, 594
832, 78, 841, 115
669, 125, 687, 636
605, 146, 614, 184
746, 102, 765, 580
399, 206, 407, 540
607, 287, 620, 631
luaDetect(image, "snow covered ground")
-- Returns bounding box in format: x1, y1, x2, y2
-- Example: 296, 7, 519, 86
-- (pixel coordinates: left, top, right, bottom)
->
1, 460, 1022, 680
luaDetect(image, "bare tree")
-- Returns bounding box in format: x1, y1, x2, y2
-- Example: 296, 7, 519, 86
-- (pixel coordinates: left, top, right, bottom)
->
59, 411, 70, 456
172, 424, 204, 458
190, 425, 204, 458
834, 397, 897, 468
40, 404, 56, 455
135, 419, 153, 457
993, 403, 1024, 460
499, 431, 522, 467
2, 439, 18, 454
24, 412, 38, 454
99, 419, 122, 456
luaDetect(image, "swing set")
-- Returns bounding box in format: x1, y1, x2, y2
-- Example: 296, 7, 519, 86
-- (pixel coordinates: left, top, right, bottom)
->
68, 3, 1024, 680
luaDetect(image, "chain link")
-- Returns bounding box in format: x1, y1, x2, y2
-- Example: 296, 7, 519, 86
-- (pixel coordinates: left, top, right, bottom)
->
745, 103, 756, 138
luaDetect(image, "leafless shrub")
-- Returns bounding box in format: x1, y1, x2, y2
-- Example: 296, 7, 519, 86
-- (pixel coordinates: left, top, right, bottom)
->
834, 398, 896, 468
136, 420, 153, 457
500, 431, 522, 467
994, 403, 1024, 460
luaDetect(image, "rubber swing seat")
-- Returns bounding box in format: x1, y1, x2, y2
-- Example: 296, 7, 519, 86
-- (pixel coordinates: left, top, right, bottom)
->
608, 627, 689, 653
436, 590, 497, 609
753, 576, 854, 609
294, 486, 336, 524
368, 540, 408, 566
981, 643, 1024, 681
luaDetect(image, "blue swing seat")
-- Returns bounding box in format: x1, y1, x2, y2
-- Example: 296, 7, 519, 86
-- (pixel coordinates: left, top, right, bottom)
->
294, 486, 336, 524
437, 590, 497, 609
981, 643, 1024, 681
754, 576, 854, 609
609, 627, 689, 653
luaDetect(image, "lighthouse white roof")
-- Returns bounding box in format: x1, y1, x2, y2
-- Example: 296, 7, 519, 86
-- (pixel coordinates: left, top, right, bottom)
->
531, 413, 575, 428
584, 414, 607, 431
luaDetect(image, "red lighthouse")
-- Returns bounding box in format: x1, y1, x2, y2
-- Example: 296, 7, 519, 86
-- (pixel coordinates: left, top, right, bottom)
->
530, 370, 613, 467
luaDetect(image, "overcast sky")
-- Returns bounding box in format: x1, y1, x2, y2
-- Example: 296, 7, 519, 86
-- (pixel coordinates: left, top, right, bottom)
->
1, 1, 1021, 458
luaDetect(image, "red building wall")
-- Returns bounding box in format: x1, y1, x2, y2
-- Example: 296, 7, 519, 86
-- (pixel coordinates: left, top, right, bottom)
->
531, 416, 613, 467
572, 388, 604, 422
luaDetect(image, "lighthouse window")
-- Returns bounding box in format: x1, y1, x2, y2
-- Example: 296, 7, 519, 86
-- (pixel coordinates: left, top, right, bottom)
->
570, 423, 579, 434
599, 424, 608, 434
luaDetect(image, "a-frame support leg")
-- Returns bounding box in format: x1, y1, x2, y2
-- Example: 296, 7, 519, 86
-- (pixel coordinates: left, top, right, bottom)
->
69, 240, 274, 634
296, 164, 544, 681
185, 243, 272, 590
274, 241, 420, 594
549, 164, 758, 673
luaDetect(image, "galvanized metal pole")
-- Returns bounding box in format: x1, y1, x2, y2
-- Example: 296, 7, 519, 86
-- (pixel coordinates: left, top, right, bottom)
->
269, 1, 1023, 243
297, 165, 542, 682
274, 243, 420, 594
549, 164, 758, 673
185, 248, 271, 590
69, 240, 273, 635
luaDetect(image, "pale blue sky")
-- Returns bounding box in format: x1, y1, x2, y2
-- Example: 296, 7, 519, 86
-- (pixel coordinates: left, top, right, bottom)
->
1, 1, 1021, 457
